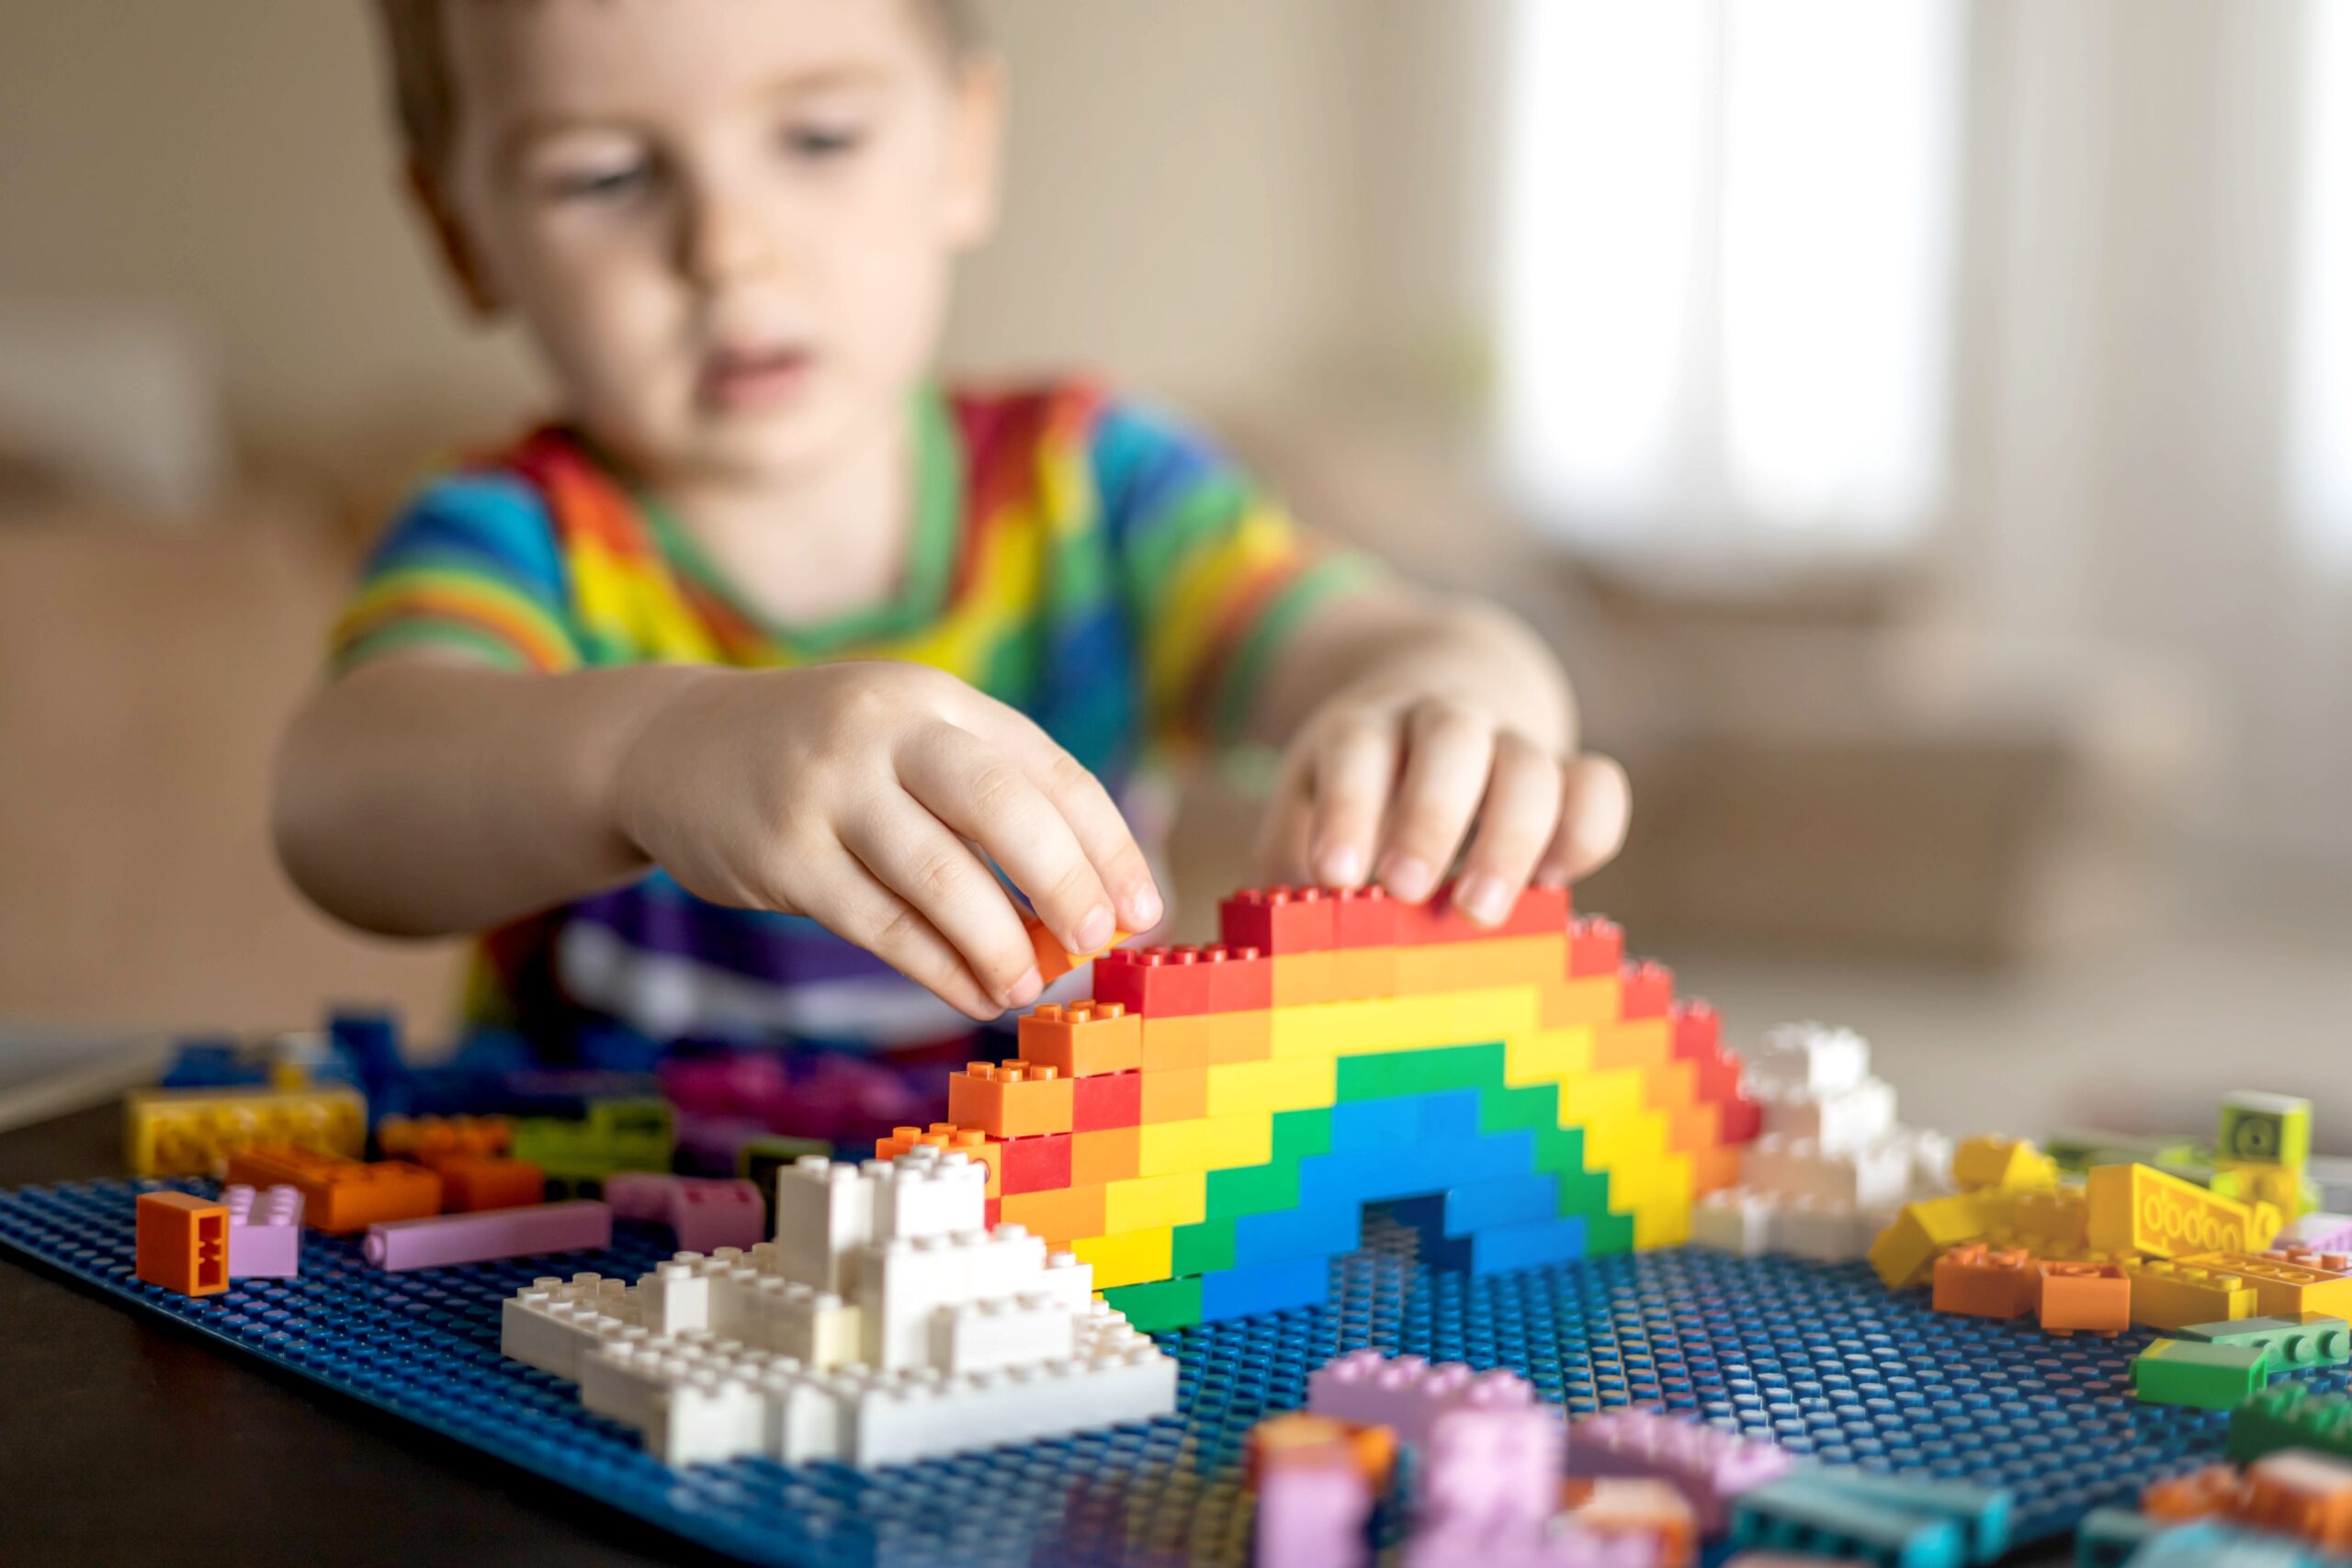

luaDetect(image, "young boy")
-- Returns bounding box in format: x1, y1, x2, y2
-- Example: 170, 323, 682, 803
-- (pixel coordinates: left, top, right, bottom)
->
275, 0, 1628, 1073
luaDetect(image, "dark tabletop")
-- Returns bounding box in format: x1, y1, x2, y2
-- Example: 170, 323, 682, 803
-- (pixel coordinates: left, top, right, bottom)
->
0, 1105, 721, 1568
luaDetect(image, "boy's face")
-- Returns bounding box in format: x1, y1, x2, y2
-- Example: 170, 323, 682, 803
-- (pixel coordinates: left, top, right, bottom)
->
426, 0, 1001, 485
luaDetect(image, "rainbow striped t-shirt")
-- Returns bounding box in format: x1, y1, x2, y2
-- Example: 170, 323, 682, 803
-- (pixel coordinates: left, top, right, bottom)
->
332, 380, 1364, 1058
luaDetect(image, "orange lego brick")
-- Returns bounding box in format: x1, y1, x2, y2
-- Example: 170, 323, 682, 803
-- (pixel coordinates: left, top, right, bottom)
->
378, 1114, 512, 1163
997, 1182, 1106, 1248
2038, 1261, 2131, 1337
435, 1156, 546, 1213
1392, 934, 1567, 996
1541, 975, 1622, 1030
1203, 1011, 1273, 1066
1690, 1145, 1742, 1194
1139, 1015, 1215, 1072
1023, 911, 1130, 985
1329, 946, 1396, 1002
1140, 1066, 1208, 1123
134, 1191, 230, 1297
2177, 1252, 2352, 1318
946, 1061, 1075, 1139
2143, 1465, 2245, 1522
2240, 1450, 2352, 1552
878, 1123, 1002, 1195
1931, 1243, 2039, 1320
1017, 1001, 1141, 1077
1270, 951, 1338, 1007
223, 1145, 443, 1233
1559, 1477, 1699, 1568
1594, 1020, 1672, 1074
1666, 1099, 1720, 1156
1072, 1126, 1141, 1185
1244, 1411, 1396, 1490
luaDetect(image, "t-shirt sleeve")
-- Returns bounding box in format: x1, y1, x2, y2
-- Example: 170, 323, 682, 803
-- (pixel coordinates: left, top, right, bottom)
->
1096, 400, 1376, 749
329, 471, 584, 674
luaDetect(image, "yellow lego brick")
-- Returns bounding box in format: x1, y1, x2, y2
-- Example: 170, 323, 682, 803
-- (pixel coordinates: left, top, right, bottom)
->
2086, 1163, 2259, 1258
1137, 1111, 1273, 1179
2212, 1160, 2309, 1223
1269, 987, 1546, 1062
1072, 1225, 1172, 1290
124, 1085, 368, 1178
1952, 1135, 2061, 1192
1104, 1170, 1205, 1233
1868, 1191, 2013, 1289
1204, 1055, 1336, 1118
1269, 998, 1391, 1061
2176, 1252, 2352, 1318
1558, 1068, 1646, 1130
2123, 1258, 2258, 1331
1633, 1199, 1690, 1249
1392, 935, 1567, 996
1541, 975, 1621, 1029
2010, 1185, 2090, 1251
1503, 1027, 1593, 1088
1585, 1109, 1671, 1173
1607, 1150, 1692, 1213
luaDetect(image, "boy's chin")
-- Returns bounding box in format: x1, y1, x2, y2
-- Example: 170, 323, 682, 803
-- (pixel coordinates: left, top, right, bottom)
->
672, 399, 867, 483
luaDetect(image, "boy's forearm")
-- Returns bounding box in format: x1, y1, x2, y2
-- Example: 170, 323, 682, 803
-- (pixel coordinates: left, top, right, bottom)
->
273, 659, 713, 938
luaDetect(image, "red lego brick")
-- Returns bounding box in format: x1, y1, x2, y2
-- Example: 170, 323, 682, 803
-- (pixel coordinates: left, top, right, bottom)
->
999, 1132, 1073, 1196
1689, 1052, 1746, 1104
1569, 915, 1624, 978
1619, 960, 1674, 1020
1717, 1098, 1763, 1143
1669, 998, 1720, 1058
1218, 886, 1336, 953
1330, 886, 1396, 947
945, 1062, 1075, 1138
1017, 1000, 1141, 1077
1393, 882, 1570, 944
135, 1191, 230, 1297
1202, 944, 1272, 1011
1074, 1069, 1143, 1132
1093, 946, 1216, 1017
984, 1197, 1001, 1228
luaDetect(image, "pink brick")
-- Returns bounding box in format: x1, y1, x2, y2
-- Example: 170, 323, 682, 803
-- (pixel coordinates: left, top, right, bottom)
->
1405, 1517, 1659, 1568
1422, 1406, 1566, 1530
1307, 1349, 1539, 1448
1255, 1461, 1372, 1568
603, 1174, 765, 1254
224, 1183, 302, 1279
362, 1201, 611, 1270
1567, 1409, 1794, 1533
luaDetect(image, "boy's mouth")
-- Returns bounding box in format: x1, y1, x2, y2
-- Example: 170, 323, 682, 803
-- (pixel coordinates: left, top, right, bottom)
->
697, 344, 815, 413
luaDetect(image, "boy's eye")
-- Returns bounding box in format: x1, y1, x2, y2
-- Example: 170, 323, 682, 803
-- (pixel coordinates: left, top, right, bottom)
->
783, 122, 865, 160
544, 159, 652, 203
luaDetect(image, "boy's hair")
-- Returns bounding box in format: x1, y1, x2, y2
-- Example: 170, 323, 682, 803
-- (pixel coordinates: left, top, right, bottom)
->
375, 0, 982, 175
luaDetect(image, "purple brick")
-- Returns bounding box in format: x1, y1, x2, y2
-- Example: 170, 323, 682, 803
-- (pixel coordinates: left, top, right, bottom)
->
1422, 1406, 1566, 1531
1566, 1408, 1795, 1533
362, 1201, 612, 1271
224, 1183, 302, 1278
604, 1173, 765, 1254
1307, 1349, 1538, 1447
1255, 1461, 1372, 1568
1404, 1517, 1659, 1568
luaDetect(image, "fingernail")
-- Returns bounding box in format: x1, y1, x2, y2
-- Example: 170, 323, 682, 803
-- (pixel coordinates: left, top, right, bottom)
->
1532, 865, 1570, 890
1005, 966, 1045, 1009
1381, 854, 1434, 903
1125, 886, 1164, 933
1458, 873, 1510, 926
1316, 843, 1365, 888
1072, 905, 1115, 954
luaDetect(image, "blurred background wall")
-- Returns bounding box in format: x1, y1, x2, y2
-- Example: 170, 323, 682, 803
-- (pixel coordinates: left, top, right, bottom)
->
1, 0, 2345, 1139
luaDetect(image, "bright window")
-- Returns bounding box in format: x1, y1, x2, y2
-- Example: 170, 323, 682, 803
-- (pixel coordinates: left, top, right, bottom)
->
2290, 0, 2352, 563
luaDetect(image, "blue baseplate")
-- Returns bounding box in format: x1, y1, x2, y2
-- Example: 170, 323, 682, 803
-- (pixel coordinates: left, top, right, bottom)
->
2, 1179, 2335, 1568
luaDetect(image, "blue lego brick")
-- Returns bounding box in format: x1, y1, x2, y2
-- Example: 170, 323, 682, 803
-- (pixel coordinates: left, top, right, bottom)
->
1198, 1254, 1329, 1323
1229, 1201, 1361, 1269
1419, 1213, 1588, 1276
1439, 1173, 1563, 1235
157, 1038, 266, 1089
1295, 1129, 1535, 1207
1328, 1097, 1419, 1154
1415, 1089, 1481, 1143
2, 1188, 2337, 1568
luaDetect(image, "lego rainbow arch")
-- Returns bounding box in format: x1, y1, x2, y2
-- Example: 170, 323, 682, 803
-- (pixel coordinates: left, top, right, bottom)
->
876, 886, 1759, 1331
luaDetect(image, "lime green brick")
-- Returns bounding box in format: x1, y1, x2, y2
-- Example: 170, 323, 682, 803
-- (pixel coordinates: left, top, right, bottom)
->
1103, 1275, 1203, 1333
1586, 1211, 1636, 1255
1271, 1108, 1332, 1161
1335, 1043, 1506, 1101
1205, 1157, 1301, 1220
1171, 1218, 1237, 1275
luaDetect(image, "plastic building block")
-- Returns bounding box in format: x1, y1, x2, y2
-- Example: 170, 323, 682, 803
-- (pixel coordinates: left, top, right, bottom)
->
2087, 1165, 2260, 1258
2176, 1253, 2352, 1319
1742, 1134, 1909, 1208
512, 1098, 674, 1180
1307, 1349, 1542, 1449
2279, 1213, 2352, 1253
1244, 1412, 1396, 1491
2076, 1506, 2171, 1568
1952, 1136, 2060, 1192
1404, 1517, 1663, 1568
2214, 1162, 2312, 1224
1018, 1001, 1141, 1077
2038, 1262, 2131, 1337
2240, 1449, 2352, 1552
133, 1190, 229, 1296
2177, 1314, 2352, 1371
1871, 1192, 2009, 1290
1747, 1023, 1870, 1100
2229, 1385, 2352, 1465
222, 1145, 443, 1233
2141, 1465, 2244, 1522
434, 1156, 547, 1213
124, 1084, 366, 1177
222, 1183, 301, 1278
2132, 1339, 2271, 1409
2125, 1518, 2327, 1568
1931, 1244, 2040, 1320
1566, 1408, 1795, 1532
947, 1062, 1074, 1139
1558, 1476, 1698, 1568
605, 1174, 766, 1254
1421, 1404, 1567, 1535
2125, 1259, 2259, 1331
737, 1134, 830, 1199
1730, 1473, 1966, 1568
365, 1201, 612, 1270
2221, 1093, 2312, 1170
1254, 1459, 1372, 1568
1794, 1472, 2012, 1564
1022, 910, 1130, 986
377, 1113, 512, 1162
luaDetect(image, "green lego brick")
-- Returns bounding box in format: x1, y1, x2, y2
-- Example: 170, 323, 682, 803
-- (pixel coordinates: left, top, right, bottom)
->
1270, 1107, 1331, 1162
2046, 1127, 2202, 1176
2177, 1314, 2351, 1370
1204, 1157, 1300, 1221
1102, 1274, 1202, 1333
1586, 1210, 1636, 1255
1170, 1217, 1236, 1275
2132, 1338, 2270, 1410
512, 1097, 675, 1179
2226, 1382, 2352, 1464
2221, 1092, 2313, 1169
1334, 1043, 1505, 1102
1477, 1082, 1562, 1136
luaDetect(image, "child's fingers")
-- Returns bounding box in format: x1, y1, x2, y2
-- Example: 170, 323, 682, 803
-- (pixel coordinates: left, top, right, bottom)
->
1304, 712, 1400, 888
1534, 752, 1633, 886
1374, 700, 1496, 903
840, 798, 1044, 1012
1252, 756, 1318, 886
978, 708, 1165, 935
899, 727, 1123, 955
1452, 732, 1566, 926
794, 846, 1002, 1021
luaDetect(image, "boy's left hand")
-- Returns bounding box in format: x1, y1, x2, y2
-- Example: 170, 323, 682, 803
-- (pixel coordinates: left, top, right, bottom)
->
1256, 671, 1630, 929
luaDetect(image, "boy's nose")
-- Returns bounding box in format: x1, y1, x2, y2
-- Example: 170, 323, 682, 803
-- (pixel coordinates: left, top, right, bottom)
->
678, 186, 775, 289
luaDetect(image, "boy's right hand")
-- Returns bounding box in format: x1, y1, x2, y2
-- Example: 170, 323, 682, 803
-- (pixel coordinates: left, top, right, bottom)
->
608, 661, 1164, 1021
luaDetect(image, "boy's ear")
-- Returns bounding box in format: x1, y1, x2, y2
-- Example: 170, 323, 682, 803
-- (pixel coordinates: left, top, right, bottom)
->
941, 51, 1007, 250
403, 160, 504, 319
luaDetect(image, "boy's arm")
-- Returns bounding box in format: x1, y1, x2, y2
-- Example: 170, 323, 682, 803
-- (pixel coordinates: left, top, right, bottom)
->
1242, 583, 1631, 924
